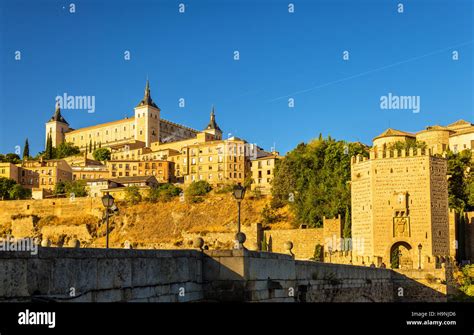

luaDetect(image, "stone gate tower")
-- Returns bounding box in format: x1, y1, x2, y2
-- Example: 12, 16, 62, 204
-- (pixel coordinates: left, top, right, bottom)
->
350, 148, 450, 269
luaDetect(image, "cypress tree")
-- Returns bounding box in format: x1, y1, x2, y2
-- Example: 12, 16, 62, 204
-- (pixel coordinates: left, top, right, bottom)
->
93, 141, 97, 151
45, 134, 53, 160
23, 138, 30, 159
343, 206, 351, 240
89, 139, 92, 152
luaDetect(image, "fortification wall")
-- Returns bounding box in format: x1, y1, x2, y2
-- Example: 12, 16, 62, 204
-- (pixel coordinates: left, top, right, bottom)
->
263, 228, 324, 259
0, 198, 103, 226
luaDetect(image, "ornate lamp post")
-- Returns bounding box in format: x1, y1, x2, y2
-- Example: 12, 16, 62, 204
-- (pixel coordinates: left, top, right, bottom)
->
418, 243, 422, 270
232, 183, 246, 249
101, 193, 115, 249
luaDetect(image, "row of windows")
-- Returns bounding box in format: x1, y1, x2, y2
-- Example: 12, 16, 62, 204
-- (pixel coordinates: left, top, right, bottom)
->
256, 170, 272, 178
256, 178, 272, 184
251, 160, 273, 168
111, 163, 163, 169
70, 127, 155, 142
111, 170, 163, 177
186, 156, 225, 164
21, 169, 54, 176
21, 177, 54, 185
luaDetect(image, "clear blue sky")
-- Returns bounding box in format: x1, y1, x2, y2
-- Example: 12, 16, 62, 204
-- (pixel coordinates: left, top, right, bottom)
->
0, 0, 472, 156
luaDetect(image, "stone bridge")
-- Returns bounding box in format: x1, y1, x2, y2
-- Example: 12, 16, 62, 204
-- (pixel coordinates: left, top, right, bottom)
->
0, 248, 448, 302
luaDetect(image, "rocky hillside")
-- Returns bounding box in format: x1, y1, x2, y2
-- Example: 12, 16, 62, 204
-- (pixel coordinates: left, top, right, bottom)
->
5, 193, 294, 249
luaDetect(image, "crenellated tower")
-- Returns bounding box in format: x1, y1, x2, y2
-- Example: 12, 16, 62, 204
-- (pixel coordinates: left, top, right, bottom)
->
350, 148, 449, 269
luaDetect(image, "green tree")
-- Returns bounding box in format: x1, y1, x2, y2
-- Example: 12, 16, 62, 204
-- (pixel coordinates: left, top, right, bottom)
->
124, 186, 142, 205
446, 149, 472, 212
44, 133, 54, 160
0, 177, 17, 200
65, 180, 88, 197
261, 204, 278, 224
22, 138, 30, 159
272, 137, 368, 227
8, 184, 31, 200
54, 181, 67, 195
55, 142, 80, 159
93, 148, 111, 162
89, 139, 93, 153
186, 180, 212, 197
148, 183, 182, 202
0, 153, 21, 164
343, 206, 351, 239
261, 232, 268, 251
312, 244, 324, 262
387, 139, 427, 152
391, 247, 400, 269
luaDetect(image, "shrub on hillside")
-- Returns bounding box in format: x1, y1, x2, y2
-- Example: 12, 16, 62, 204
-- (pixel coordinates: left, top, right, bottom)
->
214, 183, 235, 194
54, 180, 87, 197
148, 183, 182, 202
124, 186, 142, 205
186, 180, 212, 196
261, 204, 278, 224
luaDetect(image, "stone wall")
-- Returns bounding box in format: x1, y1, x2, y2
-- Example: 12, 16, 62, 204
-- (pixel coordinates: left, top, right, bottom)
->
263, 228, 324, 259
183, 225, 326, 260
0, 248, 203, 303
0, 248, 448, 302
202, 250, 447, 302
0, 198, 103, 226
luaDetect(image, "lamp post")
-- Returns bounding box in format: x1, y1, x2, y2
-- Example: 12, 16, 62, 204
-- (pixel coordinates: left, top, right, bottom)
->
418, 243, 422, 270
232, 183, 246, 249
328, 245, 333, 263
232, 183, 246, 234
101, 193, 115, 249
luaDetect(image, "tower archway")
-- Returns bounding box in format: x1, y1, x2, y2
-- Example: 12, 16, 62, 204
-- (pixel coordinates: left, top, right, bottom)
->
390, 241, 413, 269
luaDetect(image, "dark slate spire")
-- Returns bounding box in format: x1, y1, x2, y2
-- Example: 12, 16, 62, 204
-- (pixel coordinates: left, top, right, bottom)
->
206, 105, 221, 132
48, 101, 69, 124
136, 79, 159, 108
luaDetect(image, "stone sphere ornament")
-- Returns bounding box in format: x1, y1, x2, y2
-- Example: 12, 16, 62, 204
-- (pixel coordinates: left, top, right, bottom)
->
284, 241, 295, 257
40, 239, 51, 247
193, 237, 205, 251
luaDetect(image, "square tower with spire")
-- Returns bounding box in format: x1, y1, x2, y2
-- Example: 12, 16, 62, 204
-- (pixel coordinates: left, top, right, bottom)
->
45, 103, 70, 148
134, 80, 160, 147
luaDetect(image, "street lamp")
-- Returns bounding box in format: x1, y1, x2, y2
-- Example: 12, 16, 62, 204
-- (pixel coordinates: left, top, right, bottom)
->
101, 193, 115, 249
232, 183, 246, 234
418, 243, 422, 270
328, 245, 333, 263
232, 183, 246, 249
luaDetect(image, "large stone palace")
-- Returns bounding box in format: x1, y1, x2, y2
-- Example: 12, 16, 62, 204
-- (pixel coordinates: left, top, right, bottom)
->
0, 80, 280, 199
45, 80, 200, 149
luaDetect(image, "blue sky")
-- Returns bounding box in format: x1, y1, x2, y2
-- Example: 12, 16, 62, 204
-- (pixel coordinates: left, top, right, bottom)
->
0, 0, 472, 155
